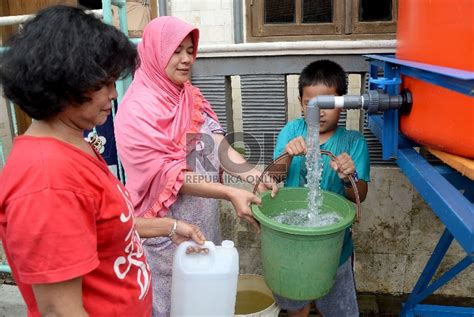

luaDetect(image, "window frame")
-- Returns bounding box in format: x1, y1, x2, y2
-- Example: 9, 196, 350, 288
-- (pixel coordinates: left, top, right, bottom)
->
247, 0, 344, 37
351, 0, 398, 34
246, 0, 397, 42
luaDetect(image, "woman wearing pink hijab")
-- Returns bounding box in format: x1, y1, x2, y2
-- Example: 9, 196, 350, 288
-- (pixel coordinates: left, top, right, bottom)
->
114, 16, 277, 315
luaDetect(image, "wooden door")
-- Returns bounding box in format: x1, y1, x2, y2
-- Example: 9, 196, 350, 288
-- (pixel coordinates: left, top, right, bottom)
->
150, 0, 157, 19
6, 0, 77, 15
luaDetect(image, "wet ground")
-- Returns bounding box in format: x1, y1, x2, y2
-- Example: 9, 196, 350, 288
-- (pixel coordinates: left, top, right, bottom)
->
1, 272, 473, 317
278, 293, 474, 316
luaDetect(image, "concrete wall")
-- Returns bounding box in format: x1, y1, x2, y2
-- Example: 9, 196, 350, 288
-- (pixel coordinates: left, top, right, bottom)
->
355, 167, 473, 297
220, 166, 474, 297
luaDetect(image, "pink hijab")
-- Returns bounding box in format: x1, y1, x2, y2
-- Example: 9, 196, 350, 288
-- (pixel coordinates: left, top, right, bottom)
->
114, 16, 219, 218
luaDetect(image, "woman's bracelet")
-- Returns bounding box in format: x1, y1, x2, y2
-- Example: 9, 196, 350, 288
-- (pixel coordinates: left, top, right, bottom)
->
168, 219, 178, 238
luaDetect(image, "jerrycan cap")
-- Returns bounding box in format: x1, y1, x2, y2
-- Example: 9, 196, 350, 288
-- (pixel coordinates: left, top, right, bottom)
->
221, 240, 234, 249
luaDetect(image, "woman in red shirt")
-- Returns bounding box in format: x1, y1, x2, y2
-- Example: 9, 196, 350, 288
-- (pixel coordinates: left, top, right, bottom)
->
0, 6, 204, 316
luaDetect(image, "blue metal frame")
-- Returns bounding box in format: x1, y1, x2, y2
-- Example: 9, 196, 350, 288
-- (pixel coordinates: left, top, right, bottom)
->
368, 60, 400, 160
365, 54, 474, 317
365, 54, 474, 97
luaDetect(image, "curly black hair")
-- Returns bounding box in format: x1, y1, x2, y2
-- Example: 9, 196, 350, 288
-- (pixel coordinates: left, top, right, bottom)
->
298, 60, 348, 98
0, 5, 137, 120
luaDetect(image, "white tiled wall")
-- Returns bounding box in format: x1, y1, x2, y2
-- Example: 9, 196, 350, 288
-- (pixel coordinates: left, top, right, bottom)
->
170, 0, 234, 45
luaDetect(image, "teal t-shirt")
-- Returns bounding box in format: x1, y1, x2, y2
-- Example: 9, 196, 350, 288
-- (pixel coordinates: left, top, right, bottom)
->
273, 118, 370, 266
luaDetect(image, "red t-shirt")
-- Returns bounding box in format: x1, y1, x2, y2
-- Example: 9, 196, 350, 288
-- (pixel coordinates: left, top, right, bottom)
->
0, 136, 152, 316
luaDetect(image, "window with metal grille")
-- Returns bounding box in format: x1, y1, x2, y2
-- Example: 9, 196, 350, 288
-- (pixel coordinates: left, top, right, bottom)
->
246, 0, 397, 42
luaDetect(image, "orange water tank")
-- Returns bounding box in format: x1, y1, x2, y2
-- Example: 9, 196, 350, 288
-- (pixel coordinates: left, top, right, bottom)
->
396, 0, 474, 158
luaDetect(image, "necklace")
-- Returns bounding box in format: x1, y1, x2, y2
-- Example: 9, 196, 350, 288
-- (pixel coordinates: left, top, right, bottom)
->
88, 132, 105, 153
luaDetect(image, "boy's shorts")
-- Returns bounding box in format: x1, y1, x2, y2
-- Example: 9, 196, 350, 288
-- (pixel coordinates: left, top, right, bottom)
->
273, 258, 359, 316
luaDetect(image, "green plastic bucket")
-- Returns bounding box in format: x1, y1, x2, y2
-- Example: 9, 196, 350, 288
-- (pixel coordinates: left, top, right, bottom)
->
251, 187, 355, 301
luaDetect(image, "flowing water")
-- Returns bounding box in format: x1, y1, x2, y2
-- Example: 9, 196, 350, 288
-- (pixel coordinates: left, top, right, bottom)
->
305, 117, 323, 214
271, 118, 341, 228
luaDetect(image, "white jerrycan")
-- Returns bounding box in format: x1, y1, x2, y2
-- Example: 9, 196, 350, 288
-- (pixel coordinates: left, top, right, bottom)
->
170, 240, 239, 317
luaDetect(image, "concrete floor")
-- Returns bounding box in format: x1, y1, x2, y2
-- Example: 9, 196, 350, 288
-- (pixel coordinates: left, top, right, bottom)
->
1, 283, 473, 316
0, 284, 26, 317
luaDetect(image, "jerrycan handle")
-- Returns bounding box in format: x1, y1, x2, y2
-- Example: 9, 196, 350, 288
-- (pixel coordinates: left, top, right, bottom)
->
174, 241, 217, 273
177, 240, 216, 256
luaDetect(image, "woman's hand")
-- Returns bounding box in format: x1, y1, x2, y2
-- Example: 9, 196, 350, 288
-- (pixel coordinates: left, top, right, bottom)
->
134, 217, 205, 253
285, 136, 307, 156
228, 187, 262, 232
255, 173, 279, 197
170, 220, 207, 253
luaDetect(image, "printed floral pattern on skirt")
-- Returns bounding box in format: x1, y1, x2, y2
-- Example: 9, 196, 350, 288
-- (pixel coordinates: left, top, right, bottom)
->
143, 114, 224, 317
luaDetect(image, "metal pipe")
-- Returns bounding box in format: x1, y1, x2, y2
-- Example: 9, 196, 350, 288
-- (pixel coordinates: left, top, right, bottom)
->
0, 264, 11, 274
307, 90, 411, 111
306, 101, 320, 130
233, 0, 243, 44
8, 101, 18, 137
102, 0, 113, 23
0, 14, 34, 26
306, 89, 412, 127
111, 0, 126, 7
115, 1, 130, 35
130, 37, 141, 46
0, 140, 5, 167
158, 0, 168, 16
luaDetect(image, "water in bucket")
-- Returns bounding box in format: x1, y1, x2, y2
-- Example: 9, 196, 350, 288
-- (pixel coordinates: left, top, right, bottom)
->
235, 291, 274, 314
235, 275, 280, 317
272, 208, 342, 227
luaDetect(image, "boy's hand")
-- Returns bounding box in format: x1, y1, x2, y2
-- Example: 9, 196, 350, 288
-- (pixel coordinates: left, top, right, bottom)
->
285, 136, 307, 156
329, 152, 355, 181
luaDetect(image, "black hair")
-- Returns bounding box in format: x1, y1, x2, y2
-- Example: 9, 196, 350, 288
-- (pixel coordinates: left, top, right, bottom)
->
298, 60, 347, 98
0, 5, 137, 120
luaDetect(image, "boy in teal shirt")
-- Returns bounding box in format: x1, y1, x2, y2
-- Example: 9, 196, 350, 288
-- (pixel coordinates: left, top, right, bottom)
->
273, 60, 370, 316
